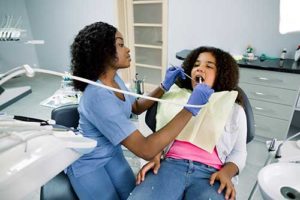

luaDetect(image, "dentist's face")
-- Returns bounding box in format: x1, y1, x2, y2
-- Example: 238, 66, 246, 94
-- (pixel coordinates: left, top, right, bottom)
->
115, 31, 131, 68
191, 52, 217, 89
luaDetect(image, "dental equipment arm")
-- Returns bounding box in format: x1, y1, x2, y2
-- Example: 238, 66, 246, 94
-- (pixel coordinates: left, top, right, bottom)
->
0, 65, 205, 109
0, 65, 33, 110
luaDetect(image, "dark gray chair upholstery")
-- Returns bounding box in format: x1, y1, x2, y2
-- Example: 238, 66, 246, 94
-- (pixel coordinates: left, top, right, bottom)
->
236, 87, 255, 143
51, 104, 80, 129
145, 86, 255, 143
40, 104, 79, 200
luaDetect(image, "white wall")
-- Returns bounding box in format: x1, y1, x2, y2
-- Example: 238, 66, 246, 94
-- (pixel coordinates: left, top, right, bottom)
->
0, 0, 39, 73
0, 0, 116, 73
168, 0, 300, 65
26, 0, 117, 72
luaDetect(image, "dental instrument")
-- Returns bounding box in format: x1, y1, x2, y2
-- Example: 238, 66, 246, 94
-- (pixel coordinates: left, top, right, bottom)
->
170, 64, 202, 84
183, 72, 195, 83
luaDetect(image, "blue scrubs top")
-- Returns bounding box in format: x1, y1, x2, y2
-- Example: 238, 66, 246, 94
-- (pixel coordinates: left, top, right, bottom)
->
69, 74, 137, 177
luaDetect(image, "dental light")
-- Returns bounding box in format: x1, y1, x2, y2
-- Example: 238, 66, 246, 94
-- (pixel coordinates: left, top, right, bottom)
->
0, 64, 205, 109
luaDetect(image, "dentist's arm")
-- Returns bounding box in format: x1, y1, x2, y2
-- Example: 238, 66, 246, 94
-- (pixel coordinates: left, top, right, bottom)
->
123, 109, 192, 160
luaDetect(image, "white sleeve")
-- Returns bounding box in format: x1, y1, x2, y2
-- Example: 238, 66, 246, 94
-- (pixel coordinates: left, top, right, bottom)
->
225, 106, 247, 173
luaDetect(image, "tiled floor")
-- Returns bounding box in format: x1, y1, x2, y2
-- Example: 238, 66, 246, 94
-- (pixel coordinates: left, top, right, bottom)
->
0, 73, 278, 200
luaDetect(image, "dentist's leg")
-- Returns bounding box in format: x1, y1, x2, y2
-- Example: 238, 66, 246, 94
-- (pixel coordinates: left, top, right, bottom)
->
67, 165, 120, 200
67, 149, 135, 200
105, 149, 136, 200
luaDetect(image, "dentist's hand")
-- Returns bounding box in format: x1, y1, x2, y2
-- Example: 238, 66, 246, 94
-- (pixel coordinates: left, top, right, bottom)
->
184, 84, 214, 116
161, 66, 185, 91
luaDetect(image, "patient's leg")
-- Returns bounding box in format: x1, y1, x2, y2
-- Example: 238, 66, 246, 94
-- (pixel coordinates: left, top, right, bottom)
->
128, 158, 187, 200
184, 163, 225, 200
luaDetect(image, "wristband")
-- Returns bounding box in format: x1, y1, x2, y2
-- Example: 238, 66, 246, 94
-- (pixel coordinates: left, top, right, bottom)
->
160, 83, 167, 92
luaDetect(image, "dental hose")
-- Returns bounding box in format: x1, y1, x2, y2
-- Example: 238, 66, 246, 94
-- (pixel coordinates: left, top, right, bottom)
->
0, 65, 205, 109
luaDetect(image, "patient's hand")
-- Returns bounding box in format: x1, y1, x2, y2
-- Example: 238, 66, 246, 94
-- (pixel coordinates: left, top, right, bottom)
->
136, 152, 162, 185
209, 170, 236, 200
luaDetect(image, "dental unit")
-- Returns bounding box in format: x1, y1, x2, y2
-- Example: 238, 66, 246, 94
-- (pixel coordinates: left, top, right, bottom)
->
0, 114, 97, 199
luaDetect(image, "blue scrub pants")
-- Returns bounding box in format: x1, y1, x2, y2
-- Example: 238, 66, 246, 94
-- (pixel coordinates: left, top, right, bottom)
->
128, 158, 225, 200
67, 150, 135, 200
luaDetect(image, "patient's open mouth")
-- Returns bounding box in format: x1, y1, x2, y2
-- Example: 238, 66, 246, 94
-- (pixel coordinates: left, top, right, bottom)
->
195, 76, 203, 83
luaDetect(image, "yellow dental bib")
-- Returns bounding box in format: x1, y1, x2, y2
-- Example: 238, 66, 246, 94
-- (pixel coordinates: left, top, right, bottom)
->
156, 85, 238, 153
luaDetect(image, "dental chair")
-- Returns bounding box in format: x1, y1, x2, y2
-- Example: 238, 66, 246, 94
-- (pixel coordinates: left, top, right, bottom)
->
145, 86, 255, 143
40, 104, 79, 200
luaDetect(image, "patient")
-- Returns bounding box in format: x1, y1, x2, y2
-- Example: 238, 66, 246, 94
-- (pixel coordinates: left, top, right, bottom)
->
128, 46, 247, 200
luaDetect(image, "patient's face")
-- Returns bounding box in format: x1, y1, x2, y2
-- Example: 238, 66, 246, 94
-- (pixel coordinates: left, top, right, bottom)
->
191, 52, 217, 89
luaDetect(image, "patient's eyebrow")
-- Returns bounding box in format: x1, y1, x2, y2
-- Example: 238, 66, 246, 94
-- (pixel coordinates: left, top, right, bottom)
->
115, 37, 124, 41
207, 61, 216, 65
195, 60, 216, 66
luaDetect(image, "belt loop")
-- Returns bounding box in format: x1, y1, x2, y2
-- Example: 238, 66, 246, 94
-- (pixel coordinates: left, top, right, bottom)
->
188, 160, 193, 173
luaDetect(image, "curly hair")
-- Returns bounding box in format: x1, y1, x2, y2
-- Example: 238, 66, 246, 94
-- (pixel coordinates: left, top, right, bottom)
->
176, 46, 243, 105
70, 22, 117, 91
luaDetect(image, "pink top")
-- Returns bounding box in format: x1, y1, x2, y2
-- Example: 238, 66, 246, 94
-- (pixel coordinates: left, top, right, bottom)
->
165, 140, 223, 170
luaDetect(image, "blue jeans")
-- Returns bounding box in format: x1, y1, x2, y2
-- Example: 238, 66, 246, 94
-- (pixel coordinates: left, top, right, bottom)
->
128, 158, 225, 200
67, 150, 135, 200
